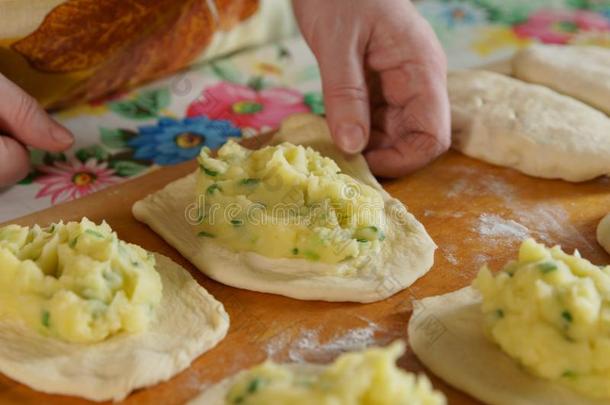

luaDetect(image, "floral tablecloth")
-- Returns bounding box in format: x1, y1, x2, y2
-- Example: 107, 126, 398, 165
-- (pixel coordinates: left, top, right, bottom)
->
1, 0, 609, 222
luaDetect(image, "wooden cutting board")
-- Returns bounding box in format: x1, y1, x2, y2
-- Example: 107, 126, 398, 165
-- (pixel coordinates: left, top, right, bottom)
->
1, 146, 609, 405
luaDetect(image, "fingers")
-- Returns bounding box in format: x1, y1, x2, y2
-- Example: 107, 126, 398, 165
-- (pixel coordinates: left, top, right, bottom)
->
0, 136, 31, 187
365, 10, 451, 177
365, 125, 449, 178
365, 71, 450, 177
0, 74, 73, 151
319, 51, 370, 154
296, 2, 371, 154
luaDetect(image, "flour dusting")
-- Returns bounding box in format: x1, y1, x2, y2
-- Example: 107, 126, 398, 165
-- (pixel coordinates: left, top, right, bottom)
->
477, 214, 530, 240
423, 209, 464, 219
441, 244, 459, 266
264, 318, 382, 363
287, 325, 379, 362
473, 253, 492, 268
445, 168, 517, 200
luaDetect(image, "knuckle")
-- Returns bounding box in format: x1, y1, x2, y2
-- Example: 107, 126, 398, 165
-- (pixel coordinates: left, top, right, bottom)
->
427, 132, 451, 155
437, 133, 451, 153
0, 137, 29, 186
0, 136, 10, 153
13, 93, 39, 127
324, 83, 368, 104
403, 131, 450, 158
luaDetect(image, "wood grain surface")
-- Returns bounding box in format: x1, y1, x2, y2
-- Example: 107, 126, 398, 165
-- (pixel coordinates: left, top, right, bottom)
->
1, 145, 609, 404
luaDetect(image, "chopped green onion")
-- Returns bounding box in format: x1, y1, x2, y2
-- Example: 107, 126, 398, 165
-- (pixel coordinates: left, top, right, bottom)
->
240, 178, 260, 185
42, 311, 50, 327
562, 370, 577, 378
356, 238, 369, 243
230, 219, 244, 227
200, 165, 218, 177
247, 378, 262, 394
292, 248, 299, 255
538, 262, 558, 273
85, 229, 105, 238
207, 184, 222, 195
69, 236, 79, 248
304, 251, 320, 261
562, 310, 573, 323
197, 231, 215, 238
496, 309, 504, 318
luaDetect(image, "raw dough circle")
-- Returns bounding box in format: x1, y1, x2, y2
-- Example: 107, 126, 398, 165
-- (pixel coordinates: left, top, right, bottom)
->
513, 44, 610, 115
0, 253, 229, 402
133, 114, 436, 303
597, 213, 610, 255
408, 287, 606, 405
188, 364, 321, 405
449, 69, 610, 182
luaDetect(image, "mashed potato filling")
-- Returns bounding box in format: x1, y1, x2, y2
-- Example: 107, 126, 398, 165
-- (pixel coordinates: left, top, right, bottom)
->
474, 238, 610, 399
196, 141, 386, 264
225, 342, 446, 405
0, 218, 162, 344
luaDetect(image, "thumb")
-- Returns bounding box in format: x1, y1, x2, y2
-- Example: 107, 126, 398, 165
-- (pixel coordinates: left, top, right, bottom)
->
315, 41, 370, 154
0, 74, 73, 152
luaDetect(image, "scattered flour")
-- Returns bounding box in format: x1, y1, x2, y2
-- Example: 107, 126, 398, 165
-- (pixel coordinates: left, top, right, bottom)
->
445, 168, 517, 200
444, 252, 459, 266
446, 178, 471, 198
423, 209, 464, 219
264, 318, 382, 363
514, 204, 594, 250
441, 244, 459, 266
473, 253, 491, 268
476, 214, 531, 240
449, 166, 593, 250
287, 325, 379, 362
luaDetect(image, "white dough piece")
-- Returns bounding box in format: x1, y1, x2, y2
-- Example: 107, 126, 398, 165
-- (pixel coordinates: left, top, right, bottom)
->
513, 44, 610, 115
408, 287, 606, 405
0, 253, 229, 402
448, 69, 610, 182
187, 364, 320, 405
133, 114, 436, 303
598, 213, 610, 255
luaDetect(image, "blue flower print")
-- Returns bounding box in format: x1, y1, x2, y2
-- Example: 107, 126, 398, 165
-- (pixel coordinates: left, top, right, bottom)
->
129, 117, 241, 165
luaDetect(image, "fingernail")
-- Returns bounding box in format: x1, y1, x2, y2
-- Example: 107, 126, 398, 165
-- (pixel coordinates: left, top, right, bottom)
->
336, 123, 365, 154
50, 124, 74, 146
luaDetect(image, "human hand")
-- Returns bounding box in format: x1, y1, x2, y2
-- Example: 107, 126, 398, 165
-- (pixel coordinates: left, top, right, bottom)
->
293, 0, 450, 177
0, 74, 73, 187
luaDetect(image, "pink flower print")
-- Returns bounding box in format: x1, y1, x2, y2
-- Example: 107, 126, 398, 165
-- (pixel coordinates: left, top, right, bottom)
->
35, 159, 122, 204
514, 9, 610, 44
186, 82, 309, 130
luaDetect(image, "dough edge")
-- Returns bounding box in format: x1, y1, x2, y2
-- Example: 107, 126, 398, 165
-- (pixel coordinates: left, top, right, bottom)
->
132, 114, 436, 303
187, 364, 321, 405
512, 44, 610, 116
408, 286, 606, 405
448, 69, 610, 182
0, 253, 229, 402
597, 213, 610, 255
